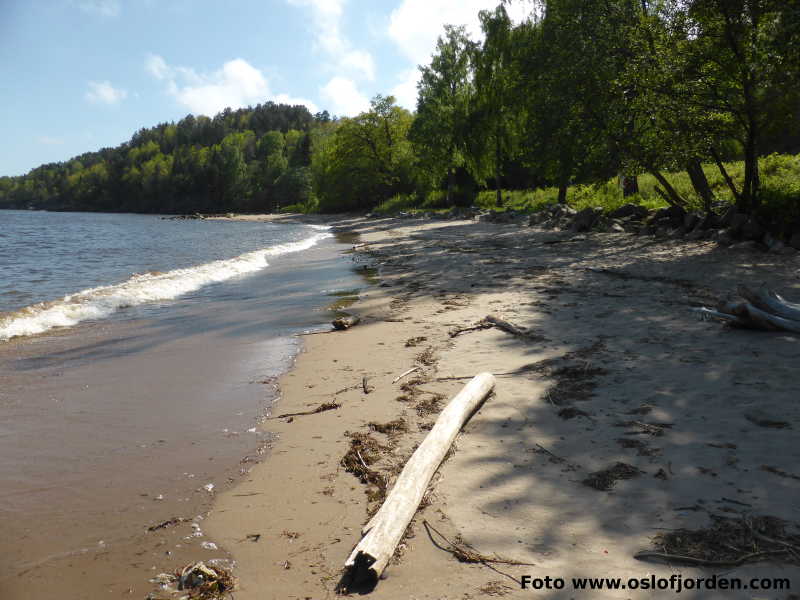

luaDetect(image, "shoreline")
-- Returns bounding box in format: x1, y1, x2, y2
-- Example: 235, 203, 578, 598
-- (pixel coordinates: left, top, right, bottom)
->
0, 232, 365, 600
202, 214, 800, 599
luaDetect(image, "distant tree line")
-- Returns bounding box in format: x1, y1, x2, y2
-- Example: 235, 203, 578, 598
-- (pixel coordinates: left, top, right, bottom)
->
2, 1, 798, 217
0, 102, 322, 213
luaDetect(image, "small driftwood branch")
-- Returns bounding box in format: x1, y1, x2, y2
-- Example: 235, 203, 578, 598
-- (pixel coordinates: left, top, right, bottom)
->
634, 549, 789, 567
450, 315, 529, 339
392, 367, 419, 384
362, 376, 374, 394
450, 322, 494, 338
332, 315, 361, 330
270, 402, 340, 420
338, 373, 496, 593
485, 315, 527, 337
422, 520, 534, 567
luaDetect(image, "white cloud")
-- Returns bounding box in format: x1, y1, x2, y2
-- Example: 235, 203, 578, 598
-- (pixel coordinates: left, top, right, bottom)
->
86, 80, 127, 104
390, 68, 420, 111
321, 76, 370, 117
387, 0, 532, 110
77, 0, 120, 17
287, 0, 376, 81
145, 53, 169, 80
146, 54, 318, 116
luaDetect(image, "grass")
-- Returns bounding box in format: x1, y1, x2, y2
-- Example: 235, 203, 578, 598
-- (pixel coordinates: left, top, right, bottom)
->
372, 153, 800, 222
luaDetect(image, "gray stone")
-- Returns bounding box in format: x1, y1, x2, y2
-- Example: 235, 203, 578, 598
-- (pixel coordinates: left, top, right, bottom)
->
609, 203, 649, 221
570, 207, 602, 232
739, 217, 764, 241
763, 232, 785, 253
730, 240, 761, 251
650, 205, 686, 228
684, 213, 701, 231
719, 205, 738, 227
696, 212, 719, 231
686, 229, 709, 241
729, 212, 748, 233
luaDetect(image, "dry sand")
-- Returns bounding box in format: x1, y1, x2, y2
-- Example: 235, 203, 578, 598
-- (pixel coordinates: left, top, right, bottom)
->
200, 214, 800, 599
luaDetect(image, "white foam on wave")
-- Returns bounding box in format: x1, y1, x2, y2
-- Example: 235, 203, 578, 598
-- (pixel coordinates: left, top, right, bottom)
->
0, 231, 331, 341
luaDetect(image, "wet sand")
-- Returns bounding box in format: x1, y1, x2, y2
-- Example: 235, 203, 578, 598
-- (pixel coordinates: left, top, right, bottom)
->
0, 237, 365, 599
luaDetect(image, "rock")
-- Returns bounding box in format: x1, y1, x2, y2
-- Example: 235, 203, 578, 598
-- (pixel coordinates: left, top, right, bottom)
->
667, 227, 685, 239
763, 232, 785, 253
528, 212, 546, 226
571, 207, 602, 232
686, 229, 709, 241
609, 223, 626, 233
696, 212, 720, 231
789, 232, 800, 250
720, 205, 738, 227
552, 204, 577, 219
712, 230, 734, 246
609, 203, 649, 221
650, 205, 686, 229
684, 213, 701, 231
728, 212, 748, 234
739, 217, 765, 241
729, 240, 762, 251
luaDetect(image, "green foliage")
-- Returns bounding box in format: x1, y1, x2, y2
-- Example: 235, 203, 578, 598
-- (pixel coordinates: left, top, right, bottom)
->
313, 96, 416, 212
373, 193, 420, 215
410, 25, 477, 202
1, 102, 315, 213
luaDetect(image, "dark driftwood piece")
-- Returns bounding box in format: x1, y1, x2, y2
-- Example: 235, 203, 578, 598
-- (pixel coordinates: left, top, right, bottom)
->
338, 373, 496, 592
450, 315, 529, 338
362, 376, 374, 394
270, 402, 340, 420
332, 315, 361, 330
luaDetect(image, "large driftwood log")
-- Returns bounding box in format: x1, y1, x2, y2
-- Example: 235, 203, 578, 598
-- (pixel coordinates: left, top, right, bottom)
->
694, 286, 800, 333
338, 372, 496, 592
737, 285, 800, 322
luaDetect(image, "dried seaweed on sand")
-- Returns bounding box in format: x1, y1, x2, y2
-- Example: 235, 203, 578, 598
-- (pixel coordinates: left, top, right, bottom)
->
582, 462, 643, 491
636, 515, 800, 567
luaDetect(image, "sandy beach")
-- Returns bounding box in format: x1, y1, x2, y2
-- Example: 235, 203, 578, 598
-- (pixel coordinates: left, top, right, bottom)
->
195, 214, 800, 599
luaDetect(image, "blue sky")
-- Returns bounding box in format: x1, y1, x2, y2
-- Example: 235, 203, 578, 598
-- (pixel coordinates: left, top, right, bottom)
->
1, 0, 529, 177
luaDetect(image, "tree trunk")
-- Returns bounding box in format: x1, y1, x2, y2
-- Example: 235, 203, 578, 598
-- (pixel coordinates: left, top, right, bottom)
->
339, 373, 496, 591
648, 169, 685, 207
742, 134, 760, 213
495, 136, 502, 207
686, 158, 714, 213
709, 146, 743, 211
446, 168, 454, 206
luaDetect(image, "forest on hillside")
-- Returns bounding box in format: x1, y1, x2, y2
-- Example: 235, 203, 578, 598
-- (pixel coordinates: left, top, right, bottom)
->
1, 0, 798, 219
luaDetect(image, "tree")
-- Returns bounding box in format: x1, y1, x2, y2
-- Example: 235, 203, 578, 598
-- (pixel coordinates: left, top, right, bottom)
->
313, 95, 415, 212
410, 25, 477, 204
472, 5, 520, 205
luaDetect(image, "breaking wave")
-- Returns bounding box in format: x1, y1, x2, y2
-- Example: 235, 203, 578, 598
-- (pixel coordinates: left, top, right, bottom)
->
0, 231, 331, 341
